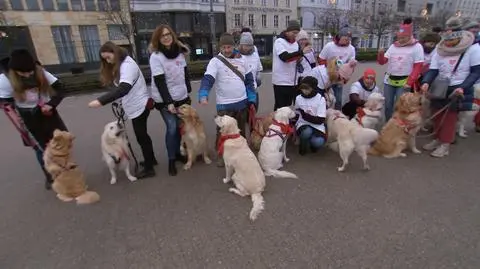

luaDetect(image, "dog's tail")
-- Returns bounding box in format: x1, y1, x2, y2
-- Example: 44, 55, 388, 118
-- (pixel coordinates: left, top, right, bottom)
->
265, 169, 298, 179
249, 193, 265, 221
76, 191, 100, 205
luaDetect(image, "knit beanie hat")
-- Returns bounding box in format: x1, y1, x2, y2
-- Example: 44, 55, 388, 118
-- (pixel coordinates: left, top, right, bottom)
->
337, 26, 352, 38
363, 68, 376, 80
296, 30, 309, 41
463, 19, 480, 30
397, 18, 413, 38
219, 33, 235, 47
8, 49, 36, 72
444, 16, 465, 40
338, 60, 357, 82
420, 31, 441, 43
239, 32, 254, 45
286, 20, 301, 32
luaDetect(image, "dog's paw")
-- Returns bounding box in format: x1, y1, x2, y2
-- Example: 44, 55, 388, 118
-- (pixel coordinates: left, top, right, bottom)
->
284, 157, 290, 163
110, 178, 117, 185
128, 176, 137, 182
412, 148, 422, 154
337, 166, 346, 172
183, 163, 192, 170
363, 164, 371, 171
180, 146, 186, 156
204, 157, 212, 164
57, 194, 74, 202
400, 153, 407, 157
223, 177, 231, 184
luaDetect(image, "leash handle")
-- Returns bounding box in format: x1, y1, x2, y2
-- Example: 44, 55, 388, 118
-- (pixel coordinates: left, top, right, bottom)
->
110, 102, 139, 173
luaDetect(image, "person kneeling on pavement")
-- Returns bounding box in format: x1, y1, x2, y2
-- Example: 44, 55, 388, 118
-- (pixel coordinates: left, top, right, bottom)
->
295, 82, 327, 155
342, 68, 381, 119
198, 33, 256, 166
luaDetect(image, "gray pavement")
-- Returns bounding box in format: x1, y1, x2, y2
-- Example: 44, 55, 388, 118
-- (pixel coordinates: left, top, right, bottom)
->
1, 63, 480, 269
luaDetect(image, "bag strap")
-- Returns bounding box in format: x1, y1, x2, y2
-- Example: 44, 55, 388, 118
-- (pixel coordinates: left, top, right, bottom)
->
452, 52, 466, 74
215, 55, 245, 82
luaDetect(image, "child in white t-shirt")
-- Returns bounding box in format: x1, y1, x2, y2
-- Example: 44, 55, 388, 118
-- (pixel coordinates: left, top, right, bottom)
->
294, 83, 327, 155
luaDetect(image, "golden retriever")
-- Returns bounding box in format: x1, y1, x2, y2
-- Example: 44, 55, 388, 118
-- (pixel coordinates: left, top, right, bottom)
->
177, 104, 211, 170
215, 115, 265, 221
369, 92, 423, 158
43, 130, 100, 204
351, 92, 385, 130
250, 112, 274, 151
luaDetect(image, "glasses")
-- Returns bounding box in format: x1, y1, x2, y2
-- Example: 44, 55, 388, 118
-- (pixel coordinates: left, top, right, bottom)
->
161, 32, 172, 39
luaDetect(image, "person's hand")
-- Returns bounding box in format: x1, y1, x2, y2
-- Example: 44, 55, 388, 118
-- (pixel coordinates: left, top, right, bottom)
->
88, 100, 102, 108
200, 98, 208, 105
454, 88, 464, 96
420, 83, 429, 93
302, 45, 312, 54
41, 104, 52, 113
378, 48, 385, 54
167, 104, 176, 114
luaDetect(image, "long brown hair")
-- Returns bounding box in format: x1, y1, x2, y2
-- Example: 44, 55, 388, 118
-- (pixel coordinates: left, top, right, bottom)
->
148, 24, 189, 54
8, 65, 53, 101
99, 41, 128, 86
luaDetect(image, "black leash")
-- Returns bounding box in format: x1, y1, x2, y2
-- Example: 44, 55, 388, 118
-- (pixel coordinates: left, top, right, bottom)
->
111, 102, 139, 173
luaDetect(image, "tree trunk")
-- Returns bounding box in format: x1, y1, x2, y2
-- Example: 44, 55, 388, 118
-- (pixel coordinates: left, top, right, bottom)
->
376, 34, 382, 49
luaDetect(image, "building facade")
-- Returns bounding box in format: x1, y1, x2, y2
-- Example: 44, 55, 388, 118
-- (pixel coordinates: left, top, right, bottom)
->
130, 0, 226, 64
225, 0, 298, 56
0, 0, 133, 73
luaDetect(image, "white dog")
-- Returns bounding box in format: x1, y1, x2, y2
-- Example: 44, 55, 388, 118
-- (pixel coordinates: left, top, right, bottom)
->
215, 115, 265, 221
351, 92, 385, 130
326, 109, 379, 172
258, 107, 298, 179
101, 121, 137, 184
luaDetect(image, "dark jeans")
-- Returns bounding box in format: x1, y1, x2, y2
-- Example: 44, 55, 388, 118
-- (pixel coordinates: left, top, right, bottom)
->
273, 85, 297, 111
331, 84, 343, 110
131, 108, 156, 169
159, 107, 181, 161
216, 108, 248, 155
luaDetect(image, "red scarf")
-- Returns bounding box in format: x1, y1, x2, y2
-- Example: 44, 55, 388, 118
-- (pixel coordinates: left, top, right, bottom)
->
217, 134, 241, 155
355, 107, 366, 126
272, 119, 294, 135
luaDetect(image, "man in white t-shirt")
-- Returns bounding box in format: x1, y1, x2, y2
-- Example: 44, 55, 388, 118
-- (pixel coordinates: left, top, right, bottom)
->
341, 68, 381, 119
198, 33, 256, 165
318, 26, 356, 110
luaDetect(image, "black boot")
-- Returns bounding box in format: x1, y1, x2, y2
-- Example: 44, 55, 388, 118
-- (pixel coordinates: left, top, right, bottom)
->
168, 160, 177, 176
135, 167, 156, 179
175, 154, 187, 164
299, 140, 308, 156
140, 159, 158, 167
45, 176, 53, 190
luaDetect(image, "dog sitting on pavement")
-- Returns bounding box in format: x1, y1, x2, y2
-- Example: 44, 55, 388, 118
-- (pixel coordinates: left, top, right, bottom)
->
351, 92, 385, 130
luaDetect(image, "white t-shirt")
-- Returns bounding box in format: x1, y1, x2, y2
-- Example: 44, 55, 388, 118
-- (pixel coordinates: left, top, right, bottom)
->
318, 41, 356, 64
349, 81, 381, 101
307, 65, 330, 89
424, 48, 436, 66
430, 44, 480, 86
294, 93, 327, 134
242, 53, 263, 88
272, 37, 299, 86
117, 56, 150, 119
0, 70, 58, 108
384, 43, 424, 76
204, 54, 250, 105
149, 52, 188, 103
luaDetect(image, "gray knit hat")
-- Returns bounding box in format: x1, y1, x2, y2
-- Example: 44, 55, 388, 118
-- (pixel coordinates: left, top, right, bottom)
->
239, 32, 254, 45
286, 20, 301, 32
463, 19, 480, 30
446, 16, 464, 31
219, 33, 235, 46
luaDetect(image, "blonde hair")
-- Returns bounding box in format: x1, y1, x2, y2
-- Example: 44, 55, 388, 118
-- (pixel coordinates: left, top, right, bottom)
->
99, 41, 128, 86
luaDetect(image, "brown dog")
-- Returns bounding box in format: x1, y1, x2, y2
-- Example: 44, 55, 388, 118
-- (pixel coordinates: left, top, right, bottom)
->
43, 130, 100, 204
177, 104, 211, 170
250, 112, 274, 151
369, 92, 423, 158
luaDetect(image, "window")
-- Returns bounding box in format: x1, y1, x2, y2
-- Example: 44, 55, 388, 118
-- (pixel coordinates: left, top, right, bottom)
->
286, 0, 290, 7
110, 0, 121, 11
57, 0, 69, 11
248, 14, 254, 27
71, 0, 83, 10
84, 0, 96, 11
98, 0, 108, 11
262, 14, 267, 28
79, 25, 101, 62
285, 15, 290, 27
397, 0, 406, 12
234, 14, 241, 27
234, 0, 239, 3
247, 0, 253, 4
107, 25, 125, 40
51, 26, 78, 64
10, 0, 24, 10
42, 0, 55, 10
262, 0, 266, 6
274, 0, 278, 6
26, 0, 40, 10
274, 15, 278, 27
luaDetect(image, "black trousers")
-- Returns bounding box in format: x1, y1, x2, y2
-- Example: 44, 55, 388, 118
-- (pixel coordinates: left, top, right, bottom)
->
273, 85, 297, 111
131, 108, 156, 169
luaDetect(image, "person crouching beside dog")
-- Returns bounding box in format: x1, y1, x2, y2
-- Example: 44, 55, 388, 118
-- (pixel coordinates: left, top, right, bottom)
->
341, 68, 381, 119
148, 25, 192, 176
88, 42, 156, 179
198, 33, 257, 167
0, 49, 68, 190
295, 83, 327, 155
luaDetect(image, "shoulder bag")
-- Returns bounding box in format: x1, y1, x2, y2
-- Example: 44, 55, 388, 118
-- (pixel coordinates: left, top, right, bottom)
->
215, 55, 245, 82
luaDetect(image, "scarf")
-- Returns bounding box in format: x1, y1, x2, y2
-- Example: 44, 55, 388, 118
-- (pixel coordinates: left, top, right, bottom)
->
158, 43, 188, 59
394, 38, 418, 47
217, 134, 241, 155
300, 90, 317, 99
279, 31, 296, 44
358, 78, 376, 92
437, 31, 475, 56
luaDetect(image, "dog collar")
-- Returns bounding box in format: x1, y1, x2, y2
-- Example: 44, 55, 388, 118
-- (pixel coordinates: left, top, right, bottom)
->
394, 117, 417, 134
217, 134, 241, 155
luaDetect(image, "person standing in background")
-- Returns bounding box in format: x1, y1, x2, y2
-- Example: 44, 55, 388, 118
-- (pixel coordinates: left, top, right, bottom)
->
240, 27, 259, 55
317, 26, 356, 110
238, 32, 263, 110
296, 30, 316, 84
272, 20, 312, 110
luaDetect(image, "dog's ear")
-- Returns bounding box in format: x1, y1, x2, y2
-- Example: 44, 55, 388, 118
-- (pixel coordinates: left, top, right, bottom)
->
53, 129, 62, 138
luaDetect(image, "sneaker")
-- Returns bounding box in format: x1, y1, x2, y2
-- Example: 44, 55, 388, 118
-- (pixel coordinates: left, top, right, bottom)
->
423, 139, 440, 151
430, 143, 449, 158
476, 125, 480, 133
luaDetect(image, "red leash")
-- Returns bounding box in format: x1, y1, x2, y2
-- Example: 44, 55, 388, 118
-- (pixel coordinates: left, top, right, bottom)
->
2, 103, 37, 148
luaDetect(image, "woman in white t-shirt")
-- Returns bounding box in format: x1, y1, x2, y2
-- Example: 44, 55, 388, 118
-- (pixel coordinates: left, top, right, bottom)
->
296, 30, 316, 83
0, 49, 68, 190
238, 32, 263, 110
294, 83, 327, 155
88, 42, 156, 179
377, 18, 424, 121
148, 25, 192, 176
421, 17, 480, 158
341, 68, 381, 119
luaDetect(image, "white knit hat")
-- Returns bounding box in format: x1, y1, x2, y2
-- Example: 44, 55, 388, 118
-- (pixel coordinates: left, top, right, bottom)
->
239, 32, 254, 45
296, 30, 309, 41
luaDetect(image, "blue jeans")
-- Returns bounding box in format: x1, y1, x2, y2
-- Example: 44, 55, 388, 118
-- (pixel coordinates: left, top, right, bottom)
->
299, 126, 326, 149
159, 108, 181, 161
331, 84, 343, 110
384, 83, 405, 121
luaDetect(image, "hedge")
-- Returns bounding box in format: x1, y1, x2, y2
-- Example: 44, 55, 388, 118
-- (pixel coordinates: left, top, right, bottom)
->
58, 52, 376, 95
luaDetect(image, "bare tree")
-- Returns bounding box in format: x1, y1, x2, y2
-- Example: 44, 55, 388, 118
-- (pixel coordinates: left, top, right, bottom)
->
315, 5, 351, 36
354, 6, 396, 49
426, 9, 455, 29
102, 4, 137, 59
